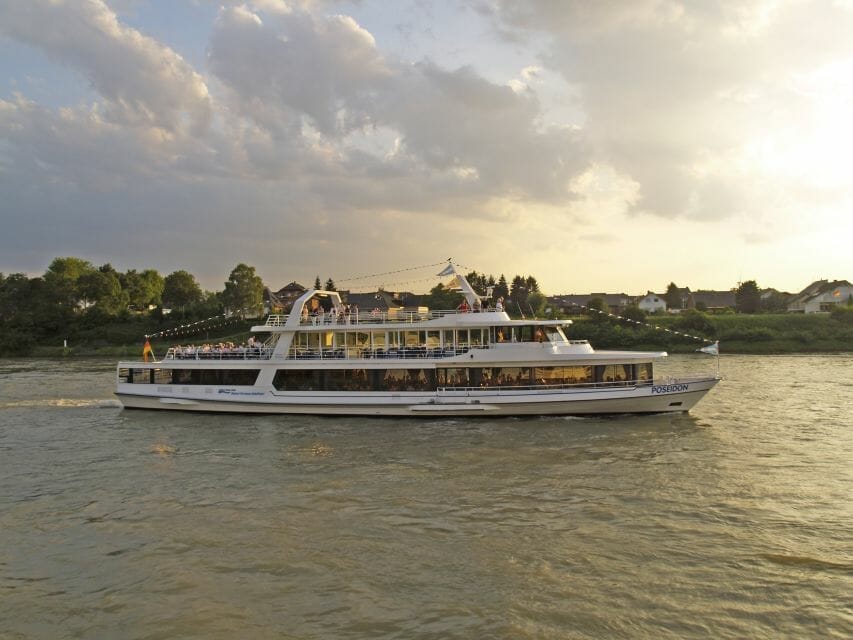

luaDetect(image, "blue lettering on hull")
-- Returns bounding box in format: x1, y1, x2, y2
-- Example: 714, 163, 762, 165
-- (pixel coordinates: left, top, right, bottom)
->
651, 384, 689, 394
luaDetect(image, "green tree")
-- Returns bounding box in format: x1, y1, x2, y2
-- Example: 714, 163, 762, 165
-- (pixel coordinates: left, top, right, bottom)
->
760, 290, 788, 313
493, 274, 509, 301
623, 304, 646, 322
78, 269, 128, 316
664, 282, 681, 310
673, 309, 715, 338
509, 275, 528, 309
314, 275, 322, 290
528, 291, 547, 317
422, 283, 463, 310
223, 263, 264, 318
324, 277, 336, 291
735, 280, 761, 314
43, 256, 96, 308
124, 269, 164, 310
525, 275, 540, 293
163, 270, 203, 312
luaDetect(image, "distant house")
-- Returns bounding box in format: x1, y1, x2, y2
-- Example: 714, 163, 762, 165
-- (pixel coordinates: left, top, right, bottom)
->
637, 292, 666, 314
787, 280, 850, 313
692, 290, 736, 313
788, 280, 853, 313
265, 281, 307, 314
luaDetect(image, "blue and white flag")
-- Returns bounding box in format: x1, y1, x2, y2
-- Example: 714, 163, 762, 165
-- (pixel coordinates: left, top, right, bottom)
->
697, 341, 719, 356
437, 263, 456, 277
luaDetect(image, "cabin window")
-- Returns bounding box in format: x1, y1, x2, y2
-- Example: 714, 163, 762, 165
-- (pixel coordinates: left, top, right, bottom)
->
130, 368, 152, 384
499, 367, 532, 386
324, 369, 372, 391
274, 369, 320, 391
152, 369, 172, 385
457, 330, 469, 348
426, 331, 440, 348
533, 366, 594, 386
118, 368, 131, 383
379, 369, 434, 392
370, 331, 386, 348
442, 330, 455, 348
636, 363, 653, 384
597, 364, 632, 385
165, 369, 261, 385
404, 331, 420, 347
545, 326, 567, 343
437, 368, 470, 388
273, 369, 435, 392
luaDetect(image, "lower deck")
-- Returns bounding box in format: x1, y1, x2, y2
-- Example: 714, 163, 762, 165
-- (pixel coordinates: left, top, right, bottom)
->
116, 374, 719, 416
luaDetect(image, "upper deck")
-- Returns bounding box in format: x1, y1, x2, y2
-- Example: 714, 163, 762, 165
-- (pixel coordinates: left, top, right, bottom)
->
250, 308, 560, 332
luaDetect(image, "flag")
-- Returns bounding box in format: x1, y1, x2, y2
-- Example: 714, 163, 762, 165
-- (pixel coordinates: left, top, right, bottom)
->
143, 339, 154, 363
437, 263, 455, 277
697, 341, 719, 356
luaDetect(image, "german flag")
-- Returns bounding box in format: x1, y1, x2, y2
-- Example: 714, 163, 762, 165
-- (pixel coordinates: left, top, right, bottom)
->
143, 339, 155, 363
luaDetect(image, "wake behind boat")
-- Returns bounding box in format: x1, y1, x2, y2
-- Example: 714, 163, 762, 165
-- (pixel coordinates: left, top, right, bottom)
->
115, 263, 720, 416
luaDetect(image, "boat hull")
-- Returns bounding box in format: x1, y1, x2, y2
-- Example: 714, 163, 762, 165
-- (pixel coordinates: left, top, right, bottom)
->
116, 377, 719, 416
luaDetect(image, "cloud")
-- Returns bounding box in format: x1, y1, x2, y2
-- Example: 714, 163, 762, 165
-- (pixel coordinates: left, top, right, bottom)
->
208, 5, 589, 208
0, 0, 211, 133
480, 0, 853, 221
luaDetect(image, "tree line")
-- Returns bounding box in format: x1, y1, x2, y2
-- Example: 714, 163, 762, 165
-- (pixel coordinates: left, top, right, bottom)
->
0, 257, 265, 355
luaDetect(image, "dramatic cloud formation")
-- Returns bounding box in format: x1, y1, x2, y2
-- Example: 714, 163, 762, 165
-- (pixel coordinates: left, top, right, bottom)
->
0, 0, 851, 292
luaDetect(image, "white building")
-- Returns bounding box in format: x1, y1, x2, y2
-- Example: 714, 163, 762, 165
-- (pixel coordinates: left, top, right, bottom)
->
788, 280, 852, 313
637, 292, 666, 313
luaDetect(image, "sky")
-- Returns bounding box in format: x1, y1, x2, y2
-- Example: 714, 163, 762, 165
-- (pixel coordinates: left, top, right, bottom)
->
1, 0, 852, 296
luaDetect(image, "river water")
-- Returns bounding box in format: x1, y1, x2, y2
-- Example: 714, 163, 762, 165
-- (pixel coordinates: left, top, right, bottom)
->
1, 355, 851, 639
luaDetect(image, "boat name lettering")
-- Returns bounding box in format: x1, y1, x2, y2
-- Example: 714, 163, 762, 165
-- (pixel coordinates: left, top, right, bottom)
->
651, 384, 689, 394
218, 389, 266, 397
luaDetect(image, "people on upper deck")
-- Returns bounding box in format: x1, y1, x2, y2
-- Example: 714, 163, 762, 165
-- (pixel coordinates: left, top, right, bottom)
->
495, 297, 504, 312
458, 299, 470, 313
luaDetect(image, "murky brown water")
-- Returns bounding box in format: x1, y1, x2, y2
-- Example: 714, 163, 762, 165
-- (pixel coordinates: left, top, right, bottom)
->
1, 355, 851, 639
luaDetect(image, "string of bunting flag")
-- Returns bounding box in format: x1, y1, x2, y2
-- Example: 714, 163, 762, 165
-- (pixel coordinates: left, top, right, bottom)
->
144, 314, 247, 341
565, 301, 719, 355
335, 261, 448, 285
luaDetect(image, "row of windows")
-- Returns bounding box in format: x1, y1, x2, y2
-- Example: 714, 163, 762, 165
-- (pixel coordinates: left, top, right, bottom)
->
289, 325, 568, 352
273, 364, 653, 392
120, 363, 653, 390
120, 368, 261, 386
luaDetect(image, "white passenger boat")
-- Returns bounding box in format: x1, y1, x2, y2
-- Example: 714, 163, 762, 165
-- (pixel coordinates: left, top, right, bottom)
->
116, 264, 720, 416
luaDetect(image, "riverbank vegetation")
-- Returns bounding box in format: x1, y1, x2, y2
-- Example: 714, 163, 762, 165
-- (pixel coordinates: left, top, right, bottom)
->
2, 258, 851, 357
566, 307, 853, 354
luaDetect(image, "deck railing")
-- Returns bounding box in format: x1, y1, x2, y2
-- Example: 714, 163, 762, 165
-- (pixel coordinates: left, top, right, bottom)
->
287, 345, 483, 360
260, 308, 499, 328
165, 346, 274, 361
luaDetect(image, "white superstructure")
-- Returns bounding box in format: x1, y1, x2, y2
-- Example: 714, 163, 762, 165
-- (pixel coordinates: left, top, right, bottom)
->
116, 264, 719, 416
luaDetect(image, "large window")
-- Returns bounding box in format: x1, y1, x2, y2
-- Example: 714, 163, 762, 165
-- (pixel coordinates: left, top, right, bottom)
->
636, 363, 653, 384
596, 364, 633, 386
533, 366, 593, 386
273, 368, 435, 392
437, 368, 470, 388
172, 369, 261, 385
